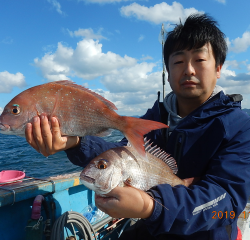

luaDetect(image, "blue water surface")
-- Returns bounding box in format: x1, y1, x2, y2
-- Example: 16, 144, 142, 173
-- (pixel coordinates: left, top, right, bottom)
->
0, 130, 124, 178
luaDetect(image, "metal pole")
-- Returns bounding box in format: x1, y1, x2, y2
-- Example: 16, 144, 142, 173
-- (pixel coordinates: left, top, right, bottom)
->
161, 23, 166, 101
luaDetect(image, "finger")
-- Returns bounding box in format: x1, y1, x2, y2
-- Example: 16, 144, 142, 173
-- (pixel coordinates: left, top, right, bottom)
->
51, 117, 61, 138
40, 114, 53, 152
99, 187, 154, 219
95, 194, 119, 216
50, 117, 80, 152
25, 122, 40, 153
32, 116, 48, 156
51, 117, 66, 148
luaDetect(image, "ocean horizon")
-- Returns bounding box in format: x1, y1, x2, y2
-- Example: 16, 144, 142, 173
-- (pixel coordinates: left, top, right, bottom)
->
0, 130, 124, 178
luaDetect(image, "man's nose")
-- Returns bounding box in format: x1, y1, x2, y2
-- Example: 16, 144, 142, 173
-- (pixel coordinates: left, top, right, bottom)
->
184, 62, 195, 76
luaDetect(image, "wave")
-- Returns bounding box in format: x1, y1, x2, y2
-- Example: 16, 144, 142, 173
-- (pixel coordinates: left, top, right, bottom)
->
0, 130, 124, 178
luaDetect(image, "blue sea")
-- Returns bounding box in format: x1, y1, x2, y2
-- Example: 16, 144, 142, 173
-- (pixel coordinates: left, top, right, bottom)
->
0, 131, 124, 178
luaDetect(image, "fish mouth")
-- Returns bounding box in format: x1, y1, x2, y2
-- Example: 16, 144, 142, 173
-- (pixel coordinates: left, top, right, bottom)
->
80, 174, 95, 184
0, 122, 26, 136
0, 123, 10, 132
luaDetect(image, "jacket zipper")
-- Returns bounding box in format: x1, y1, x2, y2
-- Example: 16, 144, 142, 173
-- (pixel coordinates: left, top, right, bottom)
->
174, 132, 185, 172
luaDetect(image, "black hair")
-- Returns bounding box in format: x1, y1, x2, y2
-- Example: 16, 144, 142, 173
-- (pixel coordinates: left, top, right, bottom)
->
164, 13, 227, 72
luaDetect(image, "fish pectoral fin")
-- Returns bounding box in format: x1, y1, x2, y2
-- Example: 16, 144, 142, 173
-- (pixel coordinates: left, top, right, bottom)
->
124, 177, 133, 187
183, 177, 201, 187
35, 104, 44, 116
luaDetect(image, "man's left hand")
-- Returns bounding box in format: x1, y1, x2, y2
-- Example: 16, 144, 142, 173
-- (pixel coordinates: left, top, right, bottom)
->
95, 186, 154, 219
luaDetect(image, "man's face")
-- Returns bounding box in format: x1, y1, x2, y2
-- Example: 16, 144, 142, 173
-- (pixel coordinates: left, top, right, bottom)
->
168, 43, 222, 104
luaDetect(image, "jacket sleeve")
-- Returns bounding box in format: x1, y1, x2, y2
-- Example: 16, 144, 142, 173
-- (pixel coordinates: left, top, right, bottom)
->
65, 136, 128, 167
144, 119, 250, 236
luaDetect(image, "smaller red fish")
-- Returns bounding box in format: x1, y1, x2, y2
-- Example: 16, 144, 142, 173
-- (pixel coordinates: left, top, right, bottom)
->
80, 139, 190, 195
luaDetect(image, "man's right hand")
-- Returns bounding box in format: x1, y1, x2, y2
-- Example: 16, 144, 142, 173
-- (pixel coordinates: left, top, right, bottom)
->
25, 114, 80, 157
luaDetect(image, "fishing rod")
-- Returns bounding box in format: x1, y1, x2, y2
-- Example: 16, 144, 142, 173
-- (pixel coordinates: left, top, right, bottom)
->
160, 23, 167, 102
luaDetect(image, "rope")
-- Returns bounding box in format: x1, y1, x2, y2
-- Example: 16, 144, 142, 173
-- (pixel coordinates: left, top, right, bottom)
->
50, 211, 97, 240
117, 219, 131, 238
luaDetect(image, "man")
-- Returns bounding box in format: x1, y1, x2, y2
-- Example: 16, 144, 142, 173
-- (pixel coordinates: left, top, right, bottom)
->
26, 14, 250, 240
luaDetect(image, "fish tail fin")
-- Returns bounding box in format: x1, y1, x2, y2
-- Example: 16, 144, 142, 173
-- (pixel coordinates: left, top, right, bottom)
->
183, 177, 200, 187
121, 117, 168, 157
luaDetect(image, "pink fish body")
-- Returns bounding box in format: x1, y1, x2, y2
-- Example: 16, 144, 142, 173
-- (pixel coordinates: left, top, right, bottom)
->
0, 81, 168, 156
80, 141, 186, 195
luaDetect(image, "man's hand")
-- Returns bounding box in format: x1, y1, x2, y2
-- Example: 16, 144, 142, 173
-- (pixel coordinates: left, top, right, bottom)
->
95, 178, 200, 219
95, 186, 155, 219
25, 114, 80, 157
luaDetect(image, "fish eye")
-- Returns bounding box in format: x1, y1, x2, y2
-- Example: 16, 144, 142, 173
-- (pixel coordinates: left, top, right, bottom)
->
11, 105, 21, 115
96, 159, 108, 169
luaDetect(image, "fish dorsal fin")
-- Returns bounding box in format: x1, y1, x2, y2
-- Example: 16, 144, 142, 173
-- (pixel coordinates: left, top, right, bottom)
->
144, 138, 178, 174
53, 80, 117, 111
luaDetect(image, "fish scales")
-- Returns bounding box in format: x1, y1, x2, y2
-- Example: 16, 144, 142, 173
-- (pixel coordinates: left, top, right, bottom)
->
121, 147, 179, 190
13, 83, 112, 136
0, 81, 169, 157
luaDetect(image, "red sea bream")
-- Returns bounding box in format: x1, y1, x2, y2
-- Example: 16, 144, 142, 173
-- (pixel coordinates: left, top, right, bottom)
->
0, 81, 168, 156
80, 140, 188, 195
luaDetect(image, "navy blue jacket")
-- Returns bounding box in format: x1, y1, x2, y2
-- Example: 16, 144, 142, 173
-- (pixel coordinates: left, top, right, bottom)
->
65, 92, 250, 240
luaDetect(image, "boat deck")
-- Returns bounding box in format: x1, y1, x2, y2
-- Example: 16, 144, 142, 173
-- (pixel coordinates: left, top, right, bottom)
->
0, 172, 83, 207
0, 173, 249, 239
0, 172, 120, 239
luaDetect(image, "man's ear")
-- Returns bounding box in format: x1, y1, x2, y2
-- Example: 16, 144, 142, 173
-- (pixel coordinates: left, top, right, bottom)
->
167, 70, 170, 81
216, 64, 222, 79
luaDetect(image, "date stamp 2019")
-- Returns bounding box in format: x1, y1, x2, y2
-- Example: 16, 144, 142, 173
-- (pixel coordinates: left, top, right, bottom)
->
212, 211, 249, 219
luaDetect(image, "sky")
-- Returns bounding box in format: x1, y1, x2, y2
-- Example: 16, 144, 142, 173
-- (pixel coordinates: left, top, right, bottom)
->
1, 0, 250, 116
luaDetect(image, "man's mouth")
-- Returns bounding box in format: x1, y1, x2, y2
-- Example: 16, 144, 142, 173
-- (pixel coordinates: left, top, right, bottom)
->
181, 80, 197, 86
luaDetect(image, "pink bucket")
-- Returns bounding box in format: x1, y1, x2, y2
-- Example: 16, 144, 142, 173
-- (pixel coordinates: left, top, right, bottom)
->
0, 170, 25, 183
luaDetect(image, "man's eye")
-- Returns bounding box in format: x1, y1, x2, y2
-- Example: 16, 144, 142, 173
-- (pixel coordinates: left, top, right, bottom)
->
174, 61, 183, 64
197, 59, 205, 62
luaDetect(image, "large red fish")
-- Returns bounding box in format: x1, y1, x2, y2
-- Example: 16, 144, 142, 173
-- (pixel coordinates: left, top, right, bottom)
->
0, 81, 168, 156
